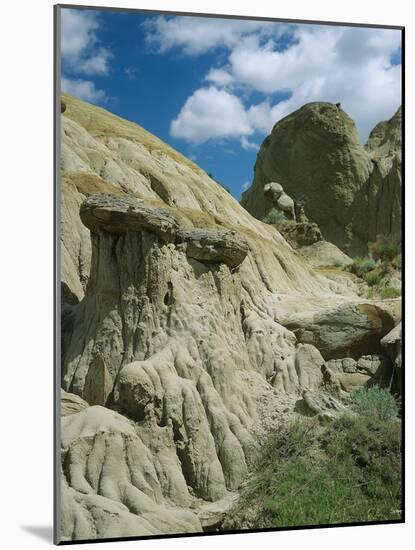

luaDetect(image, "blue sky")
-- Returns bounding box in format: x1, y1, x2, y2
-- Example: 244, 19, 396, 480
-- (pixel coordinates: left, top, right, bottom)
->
61, 8, 402, 198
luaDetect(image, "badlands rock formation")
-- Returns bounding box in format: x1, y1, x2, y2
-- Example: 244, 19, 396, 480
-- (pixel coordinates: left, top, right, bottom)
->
59, 94, 401, 541
241, 103, 402, 255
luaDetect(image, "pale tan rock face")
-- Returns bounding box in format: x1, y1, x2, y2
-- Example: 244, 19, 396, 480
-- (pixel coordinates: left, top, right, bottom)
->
60, 406, 202, 540
59, 94, 400, 542
241, 102, 402, 256
60, 390, 89, 416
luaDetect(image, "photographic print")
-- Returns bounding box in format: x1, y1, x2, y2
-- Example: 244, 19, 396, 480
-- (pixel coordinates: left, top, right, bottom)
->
55, 4, 403, 544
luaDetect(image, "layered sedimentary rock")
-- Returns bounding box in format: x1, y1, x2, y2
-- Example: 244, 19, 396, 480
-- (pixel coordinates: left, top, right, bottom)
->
61, 193, 329, 510
241, 103, 402, 255
59, 94, 401, 542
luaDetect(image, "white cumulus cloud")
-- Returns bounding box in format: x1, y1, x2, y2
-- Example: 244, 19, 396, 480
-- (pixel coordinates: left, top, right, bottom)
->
61, 9, 111, 77
143, 16, 290, 55
241, 136, 259, 151
205, 68, 234, 87
170, 86, 252, 143
61, 77, 107, 103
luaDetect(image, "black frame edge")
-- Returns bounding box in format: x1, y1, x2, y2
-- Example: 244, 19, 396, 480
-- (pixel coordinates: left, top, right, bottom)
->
54, 3, 62, 546
55, 3, 404, 30
400, 25, 405, 525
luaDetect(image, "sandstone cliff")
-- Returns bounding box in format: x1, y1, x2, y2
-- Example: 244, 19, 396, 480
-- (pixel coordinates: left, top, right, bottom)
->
241, 103, 402, 255
59, 95, 400, 542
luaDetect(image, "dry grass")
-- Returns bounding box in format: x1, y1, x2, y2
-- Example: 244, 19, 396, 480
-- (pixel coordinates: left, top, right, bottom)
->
61, 93, 204, 174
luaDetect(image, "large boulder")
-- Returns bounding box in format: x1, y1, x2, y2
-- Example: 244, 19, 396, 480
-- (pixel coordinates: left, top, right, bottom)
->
263, 181, 295, 219
276, 192, 295, 215
176, 228, 248, 269
336, 372, 371, 393
241, 102, 401, 255
264, 182, 283, 200
285, 302, 395, 360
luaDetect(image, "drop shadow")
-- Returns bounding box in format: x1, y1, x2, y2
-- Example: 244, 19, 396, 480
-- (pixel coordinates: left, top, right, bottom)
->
21, 525, 53, 543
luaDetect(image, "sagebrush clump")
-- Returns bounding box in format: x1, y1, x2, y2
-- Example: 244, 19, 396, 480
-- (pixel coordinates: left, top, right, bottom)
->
263, 208, 287, 225
350, 385, 399, 421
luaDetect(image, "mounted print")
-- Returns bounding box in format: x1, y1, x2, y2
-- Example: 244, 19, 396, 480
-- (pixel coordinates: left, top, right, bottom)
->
54, 4, 404, 545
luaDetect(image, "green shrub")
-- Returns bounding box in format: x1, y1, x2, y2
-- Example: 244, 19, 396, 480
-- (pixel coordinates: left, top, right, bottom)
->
369, 236, 400, 262
350, 257, 376, 277
350, 385, 399, 421
364, 270, 381, 287
223, 415, 401, 530
263, 208, 287, 225
380, 287, 401, 299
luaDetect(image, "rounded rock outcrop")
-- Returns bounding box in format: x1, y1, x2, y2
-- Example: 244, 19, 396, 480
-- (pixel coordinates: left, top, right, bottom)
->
285, 302, 395, 360
242, 102, 401, 255
176, 228, 248, 269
